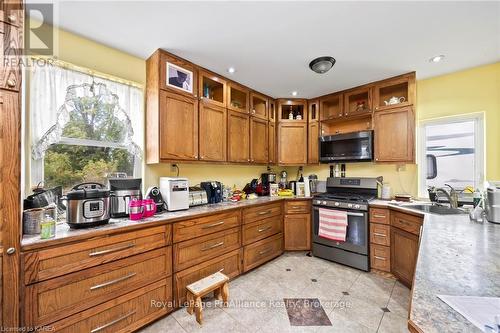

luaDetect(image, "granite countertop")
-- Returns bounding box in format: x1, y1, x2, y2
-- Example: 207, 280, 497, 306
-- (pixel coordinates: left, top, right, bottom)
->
21, 196, 311, 251
371, 199, 500, 333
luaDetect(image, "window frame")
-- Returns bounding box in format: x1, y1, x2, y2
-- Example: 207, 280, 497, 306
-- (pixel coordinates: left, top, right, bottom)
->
417, 112, 485, 197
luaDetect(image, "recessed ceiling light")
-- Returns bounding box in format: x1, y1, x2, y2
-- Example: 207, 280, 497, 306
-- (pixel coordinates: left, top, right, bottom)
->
227, 67, 236, 74
291, 91, 298, 96
429, 55, 445, 63
309, 56, 336, 74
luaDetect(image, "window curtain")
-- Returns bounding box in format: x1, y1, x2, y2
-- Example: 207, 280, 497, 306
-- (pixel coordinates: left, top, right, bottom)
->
29, 62, 144, 187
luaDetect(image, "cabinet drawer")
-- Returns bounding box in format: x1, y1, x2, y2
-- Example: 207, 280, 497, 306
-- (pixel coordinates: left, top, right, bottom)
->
370, 244, 390, 272
173, 227, 241, 272
243, 233, 283, 272
370, 223, 390, 246
49, 279, 172, 333
243, 202, 282, 224
242, 215, 282, 246
369, 208, 390, 225
285, 200, 311, 214
25, 247, 172, 327
174, 249, 241, 304
391, 211, 423, 235
173, 211, 240, 243
23, 225, 172, 284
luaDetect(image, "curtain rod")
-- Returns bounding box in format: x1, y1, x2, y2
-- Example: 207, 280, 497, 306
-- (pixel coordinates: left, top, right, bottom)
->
29, 56, 144, 90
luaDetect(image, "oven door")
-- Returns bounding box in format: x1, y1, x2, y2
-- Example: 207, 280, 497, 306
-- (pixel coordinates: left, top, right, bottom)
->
312, 206, 368, 255
319, 131, 373, 163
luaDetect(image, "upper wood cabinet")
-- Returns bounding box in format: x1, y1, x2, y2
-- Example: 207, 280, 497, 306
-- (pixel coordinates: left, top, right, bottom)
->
268, 121, 276, 164
343, 86, 372, 117
373, 106, 414, 163
227, 110, 250, 163
320, 93, 343, 120
159, 52, 198, 98
268, 99, 276, 122
250, 117, 268, 163
1, 0, 23, 27
199, 70, 227, 108
227, 82, 249, 113
374, 73, 416, 111
308, 100, 319, 123
199, 103, 227, 162
278, 99, 307, 122
308, 121, 319, 164
278, 123, 307, 165
0, 23, 22, 91
158, 91, 199, 161
250, 92, 268, 120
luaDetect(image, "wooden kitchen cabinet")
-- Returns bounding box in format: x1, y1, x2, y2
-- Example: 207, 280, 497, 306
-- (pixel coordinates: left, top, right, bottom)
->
199, 102, 227, 161
308, 121, 319, 164
373, 106, 414, 163
227, 110, 250, 163
1, 0, 23, 27
199, 69, 226, 107
374, 73, 415, 112
0, 23, 22, 91
391, 226, 419, 287
250, 91, 268, 120
343, 86, 372, 117
268, 99, 276, 122
250, 116, 268, 163
284, 214, 311, 250
227, 82, 249, 113
278, 122, 307, 165
320, 93, 343, 120
158, 91, 199, 161
268, 120, 276, 164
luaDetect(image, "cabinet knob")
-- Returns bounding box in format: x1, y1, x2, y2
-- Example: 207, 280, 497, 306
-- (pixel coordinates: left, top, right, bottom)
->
194, 155, 198, 158
338, 113, 342, 116
200, 156, 204, 159
247, 159, 250, 162
7, 79, 16, 88
7, 14, 17, 23
6, 247, 15, 255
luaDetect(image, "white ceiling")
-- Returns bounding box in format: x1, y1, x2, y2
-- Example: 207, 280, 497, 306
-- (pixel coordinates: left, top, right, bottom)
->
35, 1, 499, 98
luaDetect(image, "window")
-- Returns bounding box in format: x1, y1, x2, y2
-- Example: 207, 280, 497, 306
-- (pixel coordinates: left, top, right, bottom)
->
418, 113, 484, 196
29, 61, 143, 192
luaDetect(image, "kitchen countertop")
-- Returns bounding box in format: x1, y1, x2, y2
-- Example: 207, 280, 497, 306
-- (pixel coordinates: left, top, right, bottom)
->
371, 199, 500, 333
21, 196, 311, 251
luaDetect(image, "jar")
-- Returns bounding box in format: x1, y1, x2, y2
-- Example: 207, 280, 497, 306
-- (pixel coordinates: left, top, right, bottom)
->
129, 200, 144, 220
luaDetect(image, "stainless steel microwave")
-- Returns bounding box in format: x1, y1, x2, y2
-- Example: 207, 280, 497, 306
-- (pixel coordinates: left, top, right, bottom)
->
319, 130, 374, 163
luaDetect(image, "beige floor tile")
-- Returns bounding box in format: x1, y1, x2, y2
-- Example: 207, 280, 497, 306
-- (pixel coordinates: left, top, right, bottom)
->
377, 312, 410, 333
140, 314, 187, 333
347, 273, 395, 307
316, 311, 375, 333
332, 295, 385, 331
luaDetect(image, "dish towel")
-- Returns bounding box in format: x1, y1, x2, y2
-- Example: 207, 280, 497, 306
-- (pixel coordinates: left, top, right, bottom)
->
318, 208, 348, 241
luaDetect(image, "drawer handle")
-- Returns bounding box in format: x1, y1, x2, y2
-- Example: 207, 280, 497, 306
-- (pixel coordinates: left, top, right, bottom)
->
372, 214, 386, 218
258, 226, 272, 233
90, 272, 137, 291
373, 232, 386, 237
90, 310, 136, 333
291, 206, 301, 209
374, 256, 387, 261
258, 210, 272, 216
201, 221, 225, 229
201, 241, 224, 251
397, 219, 411, 226
218, 268, 224, 272
89, 243, 135, 257
258, 248, 272, 256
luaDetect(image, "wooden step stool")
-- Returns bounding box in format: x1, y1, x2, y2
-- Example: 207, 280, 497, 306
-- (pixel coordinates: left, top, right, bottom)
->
186, 271, 229, 325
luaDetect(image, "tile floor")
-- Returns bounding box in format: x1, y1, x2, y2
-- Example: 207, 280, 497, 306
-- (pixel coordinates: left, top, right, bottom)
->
140, 252, 410, 333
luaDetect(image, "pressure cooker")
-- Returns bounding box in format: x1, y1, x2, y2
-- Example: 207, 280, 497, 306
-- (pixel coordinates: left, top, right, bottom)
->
65, 183, 110, 228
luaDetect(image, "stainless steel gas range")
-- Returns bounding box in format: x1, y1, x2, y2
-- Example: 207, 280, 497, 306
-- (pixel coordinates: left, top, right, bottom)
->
312, 177, 378, 271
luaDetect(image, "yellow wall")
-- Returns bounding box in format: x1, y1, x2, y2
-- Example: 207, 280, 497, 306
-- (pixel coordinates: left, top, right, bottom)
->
34, 23, 499, 197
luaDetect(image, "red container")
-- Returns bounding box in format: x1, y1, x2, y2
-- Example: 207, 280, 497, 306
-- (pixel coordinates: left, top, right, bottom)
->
142, 199, 157, 218
129, 199, 144, 220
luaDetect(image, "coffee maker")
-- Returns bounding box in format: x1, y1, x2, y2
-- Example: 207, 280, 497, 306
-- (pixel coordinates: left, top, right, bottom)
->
200, 181, 223, 204
260, 172, 277, 196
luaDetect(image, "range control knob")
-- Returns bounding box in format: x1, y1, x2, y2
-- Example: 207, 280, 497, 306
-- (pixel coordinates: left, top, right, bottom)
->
315, 200, 321, 205
347, 203, 353, 208
322, 201, 327, 205
354, 204, 360, 209
334, 202, 340, 206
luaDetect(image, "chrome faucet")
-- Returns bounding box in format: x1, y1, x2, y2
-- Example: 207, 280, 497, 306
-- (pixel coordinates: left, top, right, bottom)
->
435, 184, 459, 208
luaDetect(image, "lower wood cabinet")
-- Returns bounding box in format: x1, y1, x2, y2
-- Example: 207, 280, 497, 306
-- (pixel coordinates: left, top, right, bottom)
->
284, 214, 311, 250
174, 249, 242, 304
199, 102, 227, 162
370, 243, 391, 272
242, 215, 282, 246
227, 110, 250, 163
243, 233, 283, 272
49, 279, 172, 333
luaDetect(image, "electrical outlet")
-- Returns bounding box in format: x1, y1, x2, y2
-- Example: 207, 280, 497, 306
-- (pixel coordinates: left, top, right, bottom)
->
170, 164, 178, 172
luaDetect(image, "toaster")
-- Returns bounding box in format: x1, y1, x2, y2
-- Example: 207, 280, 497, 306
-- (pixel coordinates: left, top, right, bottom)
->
189, 186, 209, 207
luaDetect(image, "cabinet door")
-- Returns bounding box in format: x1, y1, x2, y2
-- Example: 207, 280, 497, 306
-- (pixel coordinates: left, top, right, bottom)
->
160, 53, 198, 99
373, 106, 414, 162
268, 121, 276, 164
250, 117, 268, 163
199, 102, 227, 161
250, 92, 268, 120
391, 227, 419, 287
268, 100, 276, 122
320, 93, 343, 120
374, 74, 415, 112
1, 0, 23, 27
0, 24, 22, 91
227, 82, 249, 114
344, 86, 372, 117
278, 123, 307, 165
308, 122, 319, 164
227, 110, 250, 162
284, 214, 311, 250
159, 91, 199, 161
198, 70, 227, 108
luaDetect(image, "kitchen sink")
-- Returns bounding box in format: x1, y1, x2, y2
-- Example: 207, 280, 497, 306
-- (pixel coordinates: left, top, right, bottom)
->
400, 204, 466, 215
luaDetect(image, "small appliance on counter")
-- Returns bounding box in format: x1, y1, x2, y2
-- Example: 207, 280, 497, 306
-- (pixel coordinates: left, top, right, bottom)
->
308, 174, 319, 194
189, 186, 209, 207
145, 186, 166, 213
160, 177, 189, 211
65, 183, 110, 228
485, 181, 500, 224
108, 178, 142, 218
200, 181, 223, 204
258, 172, 277, 196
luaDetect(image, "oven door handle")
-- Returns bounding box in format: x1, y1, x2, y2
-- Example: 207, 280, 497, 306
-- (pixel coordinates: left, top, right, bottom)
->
346, 212, 365, 217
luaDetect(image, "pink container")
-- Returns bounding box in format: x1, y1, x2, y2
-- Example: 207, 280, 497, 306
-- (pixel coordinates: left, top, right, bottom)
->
129, 199, 144, 220
142, 199, 157, 218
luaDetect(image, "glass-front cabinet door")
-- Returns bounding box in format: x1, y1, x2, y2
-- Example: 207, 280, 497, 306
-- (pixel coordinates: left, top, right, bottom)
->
344, 86, 372, 117
227, 82, 249, 113
198, 70, 227, 107
250, 92, 268, 120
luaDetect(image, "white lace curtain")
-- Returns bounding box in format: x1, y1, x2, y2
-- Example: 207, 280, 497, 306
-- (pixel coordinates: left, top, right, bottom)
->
29, 62, 144, 187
